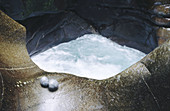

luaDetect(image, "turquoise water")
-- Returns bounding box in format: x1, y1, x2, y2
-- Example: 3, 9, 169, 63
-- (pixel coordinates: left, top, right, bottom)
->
31, 34, 146, 80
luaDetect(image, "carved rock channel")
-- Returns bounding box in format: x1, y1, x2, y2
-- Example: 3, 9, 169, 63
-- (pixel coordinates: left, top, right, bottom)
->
0, 9, 170, 111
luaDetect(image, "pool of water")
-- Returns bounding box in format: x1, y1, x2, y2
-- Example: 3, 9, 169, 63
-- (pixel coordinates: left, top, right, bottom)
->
31, 34, 146, 80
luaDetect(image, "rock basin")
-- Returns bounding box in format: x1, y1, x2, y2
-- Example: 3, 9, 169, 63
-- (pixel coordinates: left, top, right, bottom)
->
0, 0, 170, 110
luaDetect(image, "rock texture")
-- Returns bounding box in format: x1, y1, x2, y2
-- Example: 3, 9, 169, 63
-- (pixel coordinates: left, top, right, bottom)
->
0, 10, 170, 111
1, 0, 169, 55
0, 0, 160, 55
157, 27, 170, 45
0, 10, 42, 78
72, 0, 170, 53
19, 11, 96, 56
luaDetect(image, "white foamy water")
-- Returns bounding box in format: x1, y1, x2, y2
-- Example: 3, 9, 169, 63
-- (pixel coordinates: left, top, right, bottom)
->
31, 34, 146, 80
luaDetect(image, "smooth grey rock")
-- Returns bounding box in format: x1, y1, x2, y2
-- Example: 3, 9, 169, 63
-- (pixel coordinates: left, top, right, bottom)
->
40, 76, 49, 87
48, 79, 59, 91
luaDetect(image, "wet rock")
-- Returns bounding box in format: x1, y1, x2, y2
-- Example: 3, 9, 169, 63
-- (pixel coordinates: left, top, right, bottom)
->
154, 17, 170, 26
73, 0, 153, 26
0, 10, 42, 78
153, 4, 170, 17
19, 11, 96, 56
152, 3, 170, 45
140, 40, 170, 110
0, 0, 58, 20
40, 76, 49, 87
0, 0, 160, 55
0, 0, 77, 20
48, 79, 59, 91
0, 10, 170, 111
2, 0, 170, 55
157, 27, 170, 45
99, 19, 158, 53
0, 0, 24, 19
72, 0, 161, 53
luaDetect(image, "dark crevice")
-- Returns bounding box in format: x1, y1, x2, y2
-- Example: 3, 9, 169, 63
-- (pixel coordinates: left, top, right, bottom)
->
0, 72, 4, 109
139, 63, 161, 111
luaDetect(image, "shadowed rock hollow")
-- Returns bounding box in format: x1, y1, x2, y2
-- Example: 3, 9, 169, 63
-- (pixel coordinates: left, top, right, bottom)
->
0, 0, 170, 56
0, 0, 170, 110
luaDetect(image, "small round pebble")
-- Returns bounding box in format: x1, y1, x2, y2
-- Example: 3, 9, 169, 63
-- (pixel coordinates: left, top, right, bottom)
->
48, 79, 59, 91
40, 76, 49, 87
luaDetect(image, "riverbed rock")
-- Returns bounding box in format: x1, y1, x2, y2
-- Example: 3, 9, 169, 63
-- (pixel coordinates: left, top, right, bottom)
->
157, 27, 170, 45
19, 11, 96, 56
0, 10, 42, 78
73, 0, 160, 54
0, 0, 165, 55
19, 0, 169, 55
1, 0, 169, 55
0, 10, 170, 111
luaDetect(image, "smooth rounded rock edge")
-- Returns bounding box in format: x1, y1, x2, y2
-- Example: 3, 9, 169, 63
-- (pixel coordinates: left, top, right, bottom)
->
48, 79, 59, 92
40, 76, 49, 88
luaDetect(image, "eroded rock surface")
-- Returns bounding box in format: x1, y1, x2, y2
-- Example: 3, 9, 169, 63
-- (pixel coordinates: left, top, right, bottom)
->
19, 11, 96, 56
0, 10, 170, 111
1, 0, 169, 55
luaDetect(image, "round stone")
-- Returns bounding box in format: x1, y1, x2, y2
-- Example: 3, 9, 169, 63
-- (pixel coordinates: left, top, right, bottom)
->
40, 76, 49, 87
48, 79, 59, 91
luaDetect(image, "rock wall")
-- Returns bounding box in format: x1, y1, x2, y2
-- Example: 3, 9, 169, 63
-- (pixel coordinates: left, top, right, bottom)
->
0, 1, 165, 54
0, 10, 170, 111
19, 11, 96, 56
1, 0, 169, 55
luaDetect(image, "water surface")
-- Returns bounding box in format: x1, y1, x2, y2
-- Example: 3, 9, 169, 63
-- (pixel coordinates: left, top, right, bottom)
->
31, 34, 146, 79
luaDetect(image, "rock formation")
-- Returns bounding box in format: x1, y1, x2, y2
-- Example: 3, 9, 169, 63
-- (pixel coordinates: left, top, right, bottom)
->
19, 11, 96, 56
0, 0, 169, 55
0, 10, 170, 111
